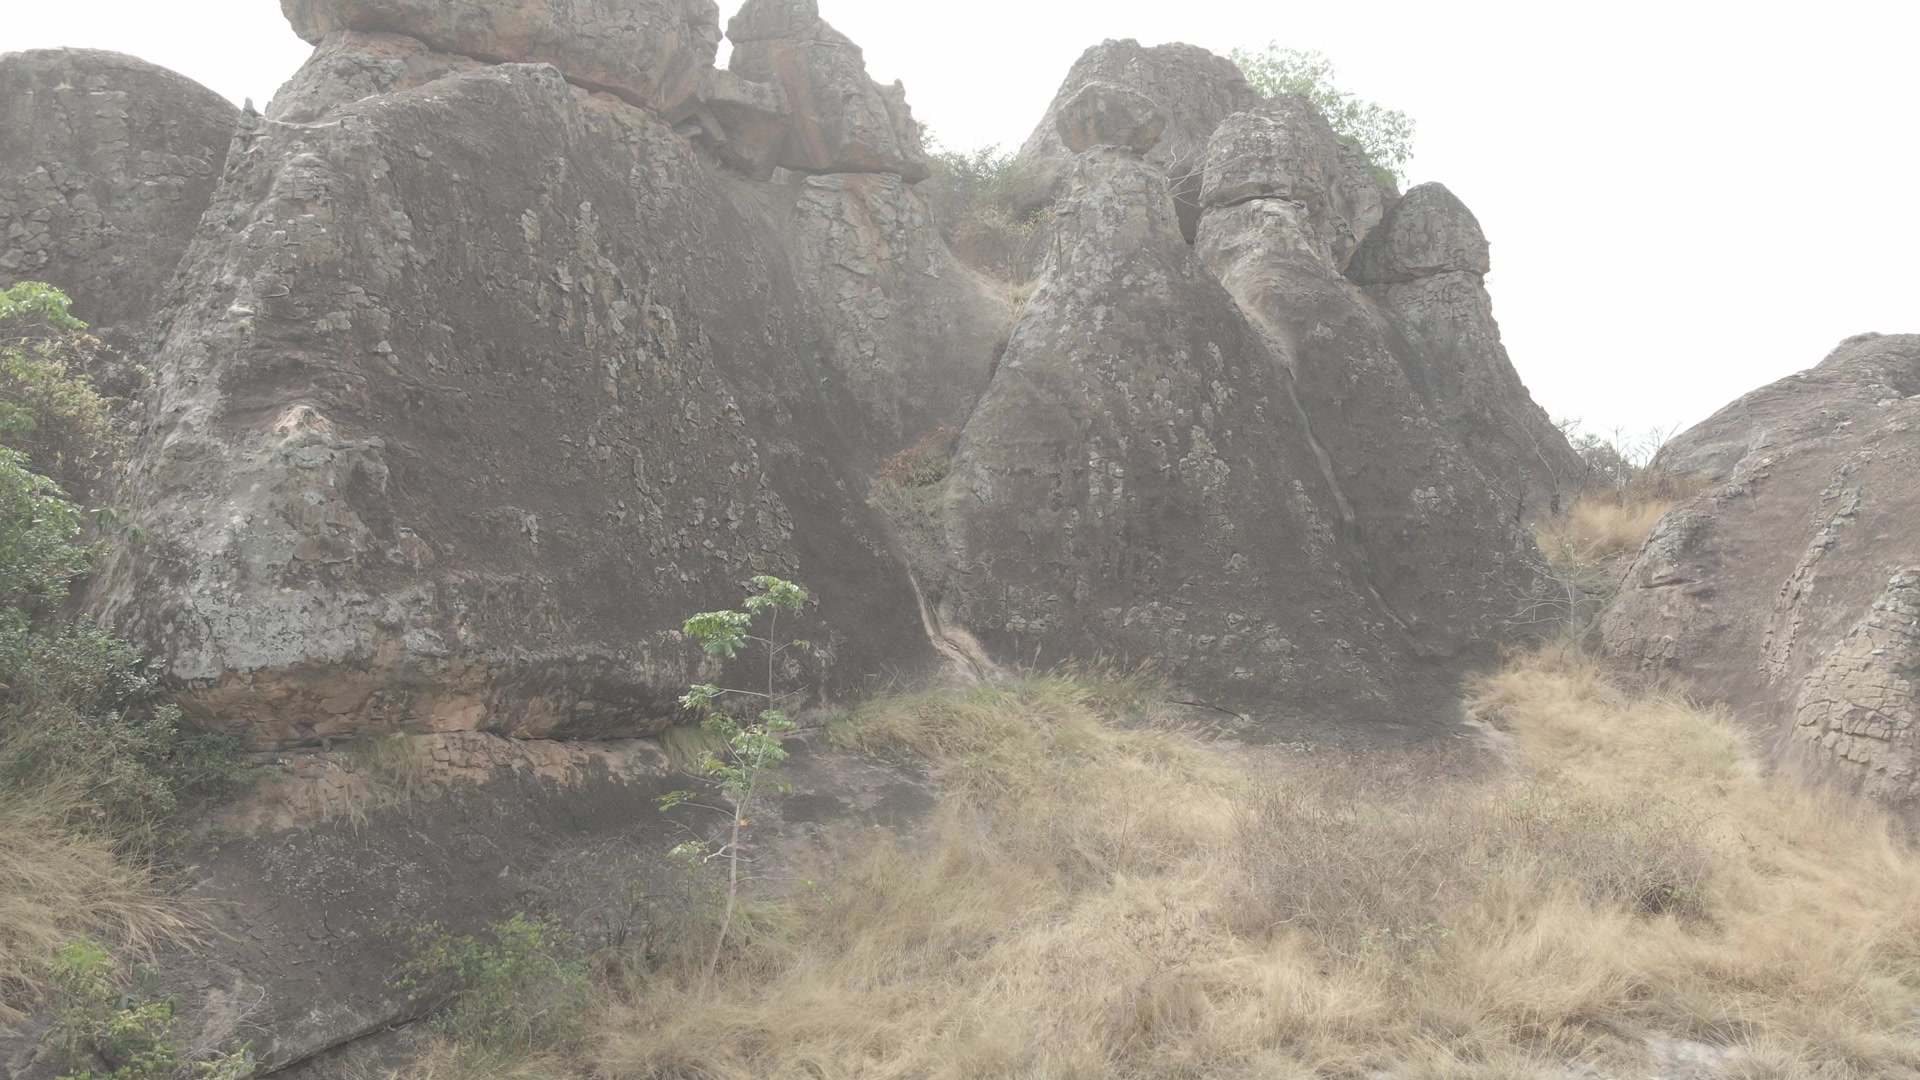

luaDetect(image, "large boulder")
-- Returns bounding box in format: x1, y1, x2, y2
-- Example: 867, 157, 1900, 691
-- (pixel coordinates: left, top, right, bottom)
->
89, 62, 937, 751
1008, 39, 1261, 239
925, 142, 1428, 720
1350, 183, 1581, 518
726, 0, 929, 181
0, 49, 235, 344
1195, 105, 1539, 657
1602, 334, 1920, 813
280, 0, 723, 117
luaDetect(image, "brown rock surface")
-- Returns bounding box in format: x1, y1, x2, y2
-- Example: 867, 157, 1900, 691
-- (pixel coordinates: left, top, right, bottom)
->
280, 0, 723, 116
0, 49, 235, 342
1055, 81, 1168, 155
1602, 334, 1920, 813
726, 0, 930, 180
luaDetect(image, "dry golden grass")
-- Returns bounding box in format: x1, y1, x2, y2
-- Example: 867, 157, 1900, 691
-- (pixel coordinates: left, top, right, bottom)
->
0, 778, 192, 1022
1534, 495, 1676, 566
578, 656, 1920, 1080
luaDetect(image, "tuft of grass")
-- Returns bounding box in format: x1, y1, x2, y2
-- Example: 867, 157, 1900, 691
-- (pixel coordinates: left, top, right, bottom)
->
340, 731, 432, 805
0, 779, 192, 1022
1535, 493, 1676, 565
583, 655, 1920, 1079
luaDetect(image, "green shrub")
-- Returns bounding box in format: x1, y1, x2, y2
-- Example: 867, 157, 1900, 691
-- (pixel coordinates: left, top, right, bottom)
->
45, 937, 254, 1080
1230, 45, 1416, 185
393, 915, 591, 1056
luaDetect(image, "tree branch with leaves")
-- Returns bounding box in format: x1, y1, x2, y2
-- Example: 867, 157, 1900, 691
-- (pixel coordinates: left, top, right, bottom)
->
658, 575, 810, 986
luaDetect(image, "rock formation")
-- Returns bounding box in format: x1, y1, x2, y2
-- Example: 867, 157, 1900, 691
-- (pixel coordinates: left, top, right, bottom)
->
4, 8, 1604, 1068
0, 49, 236, 346
1010, 39, 1261, 240
1351, 184, 1581, 518
1603, 334, 1920, 812
725, 0, 929, 181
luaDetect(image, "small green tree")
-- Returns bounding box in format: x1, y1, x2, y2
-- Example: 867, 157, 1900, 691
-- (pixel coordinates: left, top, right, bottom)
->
659, 575, 809, 984
46, 937, 254, 1080
1230, 45, 1416, 185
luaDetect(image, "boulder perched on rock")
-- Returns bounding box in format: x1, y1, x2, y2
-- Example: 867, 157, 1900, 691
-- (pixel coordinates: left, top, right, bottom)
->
1194, 104, 1538, 657
1056, 81, 1167, 155
266, 29, 488, 123
1009, 39, 1259, 238
1350, 184, 1580, 516
280, 0, 723, 116
0, 49, 235, 343
1603, 334, 1920, 812
726, 0, 929, 181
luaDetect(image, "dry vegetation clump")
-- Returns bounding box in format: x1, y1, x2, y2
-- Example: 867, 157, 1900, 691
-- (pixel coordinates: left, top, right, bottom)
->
579, 655, 1920, 1080
0, 781, 191, 1021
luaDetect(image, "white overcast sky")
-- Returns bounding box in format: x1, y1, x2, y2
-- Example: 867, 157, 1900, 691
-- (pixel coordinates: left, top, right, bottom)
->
5, 1, 1915, 440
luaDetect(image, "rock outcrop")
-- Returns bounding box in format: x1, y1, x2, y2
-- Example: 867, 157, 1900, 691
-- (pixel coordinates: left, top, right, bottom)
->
1194, 102, 1538, 656
1602, 334, 1920, 812
1352, 183, 1580, 518
0, 49, 236, 344
726, 0, 929, 181
1009, 39, 1260, 240
928, 136, 1416, 716
280, 0, 723, 116
5, 14, 1610, 1068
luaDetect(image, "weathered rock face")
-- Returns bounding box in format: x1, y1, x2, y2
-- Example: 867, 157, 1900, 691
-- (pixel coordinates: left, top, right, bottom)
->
0, 49, 235, 343
927, 143, 1417, 716
1351, 183, 1579, 518
782, 172, 1009, 447
1602, 334, 1920, 813
266, 29, 488, 124
1009, 39, 1260, 239
91, 61, 939, 751
1056, 81, 1168, 155
1194, 104, 1537, 656
280, 0, 723, 116
726, 0, 929, 181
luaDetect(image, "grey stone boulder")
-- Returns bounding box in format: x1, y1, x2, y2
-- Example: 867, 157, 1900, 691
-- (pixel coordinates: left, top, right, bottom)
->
1350, 183, 1579, 517
266, 29, 488, 124
88, 63, 938, 751
0, 49, 235, 344
726, 0, 930, 181
279, 0, 724, 117
1008, 39, 1260, 238
1195, 110, 1540, 657
927, 143, 1429, 720
1055, 81, 1167, 155
1199, 98, 1390, 273
1602, 334, 1920, 815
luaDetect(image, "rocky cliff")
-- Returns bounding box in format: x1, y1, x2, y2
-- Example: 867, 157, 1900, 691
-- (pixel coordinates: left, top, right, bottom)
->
1603, 334, 1920, 813
1, 2, 1585, 1068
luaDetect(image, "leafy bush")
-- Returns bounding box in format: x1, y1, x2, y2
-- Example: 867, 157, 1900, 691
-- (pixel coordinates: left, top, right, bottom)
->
1230, 45, 1416, 184
923, 142, 1040, 280
45, 936, 254, 1080
394, 915, 590, 1056
0, 282, 125, 495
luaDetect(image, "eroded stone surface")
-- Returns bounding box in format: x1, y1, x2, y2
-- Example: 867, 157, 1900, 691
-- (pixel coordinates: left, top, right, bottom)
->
0, 49, 235, 343
1056, 81, 1167, 155
1603, 334, 1920, 814
280, 0, 723, 116
88, 64, 937, 750
726, 0, 929, 180
929, 144, 1426, 718
1351, 184, 1579, 517
1009, 39, 1260, 238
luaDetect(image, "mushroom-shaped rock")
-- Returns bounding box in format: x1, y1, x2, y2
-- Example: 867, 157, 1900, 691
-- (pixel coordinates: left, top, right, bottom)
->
1348, 182, 1491, 284
1056, 82, 1167, 154
1198, 99, 1389, 273
725, 0, 929, 181
279, 0, 723, 116
0, 49, 236, 346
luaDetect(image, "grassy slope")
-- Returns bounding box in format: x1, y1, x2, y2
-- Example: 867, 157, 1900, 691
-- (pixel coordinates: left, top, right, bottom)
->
582, 657, 1920, 1080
